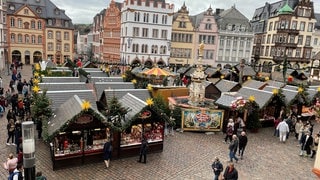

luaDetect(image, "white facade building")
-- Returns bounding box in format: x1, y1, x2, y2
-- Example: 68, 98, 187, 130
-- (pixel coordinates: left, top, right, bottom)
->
120, 0, 174, 66
0, 0, 7, 71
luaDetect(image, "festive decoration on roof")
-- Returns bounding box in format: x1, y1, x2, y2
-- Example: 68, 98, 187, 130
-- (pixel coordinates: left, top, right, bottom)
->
249, 95, 255, 102
147, 84, 153, 91
32, 86, 40, 93
81, 100, 91, 111
33, 78, 40, 85
298, 87, 304, 93
272, 89, 279, 95
35, 63, 40, 71
146, 98, 154, 106
131, 79, 137, 84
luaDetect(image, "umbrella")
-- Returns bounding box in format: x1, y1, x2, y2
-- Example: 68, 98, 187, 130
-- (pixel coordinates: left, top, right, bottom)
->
141, 67, 172, 77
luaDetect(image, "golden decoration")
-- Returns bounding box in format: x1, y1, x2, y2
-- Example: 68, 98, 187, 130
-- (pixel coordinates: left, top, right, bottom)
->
147, 84, 153, 91
298, 87, 303, 93
122, 74, 126, 79
32, 86, 40, 93
220, 75, 225, 79
247, 76, 251, 80
35, 63, 40, 71
272, 89, 279, 95
34, 72, 39, 77
265, 77, 269, 81
131, 79, 137, 84
317, 87, 320, 92
248, 95, 255, 102
146, 98, 154, 106
33, 78, 40, 85
81, 100, 91, 111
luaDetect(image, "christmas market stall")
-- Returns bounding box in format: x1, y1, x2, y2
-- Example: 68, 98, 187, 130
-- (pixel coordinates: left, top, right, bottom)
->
47, 95, 112, 170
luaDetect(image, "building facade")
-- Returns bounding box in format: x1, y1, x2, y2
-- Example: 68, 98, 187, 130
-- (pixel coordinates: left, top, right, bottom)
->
251, 0, 317, 73
92, 9, 105, 62
120, 0, 174, 66
0, 0, 8, 71
215, 6, 254, 68
103, 0, 122, 64
7, 0, 74, 65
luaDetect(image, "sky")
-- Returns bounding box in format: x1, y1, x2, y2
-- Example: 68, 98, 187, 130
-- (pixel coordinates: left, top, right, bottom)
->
50, 0, 320, 24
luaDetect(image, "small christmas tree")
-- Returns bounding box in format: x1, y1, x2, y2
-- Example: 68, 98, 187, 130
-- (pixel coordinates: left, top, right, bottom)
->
107, 96, 128, 128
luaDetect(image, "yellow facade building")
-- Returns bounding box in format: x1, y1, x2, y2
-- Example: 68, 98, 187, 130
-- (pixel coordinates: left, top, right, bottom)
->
7, 0, 74, 65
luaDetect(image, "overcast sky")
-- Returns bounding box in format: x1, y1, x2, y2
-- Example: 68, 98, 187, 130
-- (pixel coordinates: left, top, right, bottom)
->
50, 0, 320, 24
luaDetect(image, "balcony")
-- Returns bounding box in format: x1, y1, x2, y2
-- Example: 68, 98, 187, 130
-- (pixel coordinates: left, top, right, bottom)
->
277, 28, 299, 35
274, 42, 297, 48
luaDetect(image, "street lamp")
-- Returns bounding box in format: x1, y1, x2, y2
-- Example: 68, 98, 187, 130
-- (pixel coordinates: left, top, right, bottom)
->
22, 121, 36, 180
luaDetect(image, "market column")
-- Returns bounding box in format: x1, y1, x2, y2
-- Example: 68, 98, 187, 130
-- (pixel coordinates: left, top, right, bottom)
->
22, 121, 36, 180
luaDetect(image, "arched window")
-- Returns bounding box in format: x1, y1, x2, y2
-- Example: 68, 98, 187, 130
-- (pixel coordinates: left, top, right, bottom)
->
37, 21, 42, 29
18, 34, 22, 43
31, 20, 35, 29
31, 35, 36, 44
10, 17, 15, 27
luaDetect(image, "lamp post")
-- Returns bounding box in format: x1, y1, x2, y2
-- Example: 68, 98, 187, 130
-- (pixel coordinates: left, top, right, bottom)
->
22, 121, 36, 180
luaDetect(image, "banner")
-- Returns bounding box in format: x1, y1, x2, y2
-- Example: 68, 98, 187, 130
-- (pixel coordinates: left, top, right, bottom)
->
181, 108, 224, 131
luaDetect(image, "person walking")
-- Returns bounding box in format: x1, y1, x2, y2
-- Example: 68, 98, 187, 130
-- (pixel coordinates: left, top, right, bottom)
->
238, 131, 248, 160
223, 162, 238, 180
36, 119, 43, 139
138, 136, 148, 163
36, 171, 47, 180
300, 131, 313, 157
311, 133, 319, 158
103, 140, 112, 168
295, 119, 303, 140
276, 119, 289, 143
7, 119, 15, 145
211, 157, 223, 180
228, 135, 239, 163
9, 163, 23, 180
224, 119, 234, 143
4, 153, 18, 174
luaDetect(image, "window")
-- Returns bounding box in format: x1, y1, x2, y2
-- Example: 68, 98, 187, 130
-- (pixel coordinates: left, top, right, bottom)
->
18, 19, 22, 28
268, 22, 273, 31
305, 36, 311, 46
291, 21, 297, 30
133, 27, 139, 37
64, 32, 69, 40
24, 35, 29, 43
289, 35, 295, 43
298, 8, 304, 16
152, 14, 158, 23
305, 49, 311, 58
295, 48, 301, 57
48, 31, 53, 39
36, 7, 42, 14
265, 46, 269, 56
205, 24, 212, 30
314, 38, 318, 46
48, 19, 52, 26
297, 35, 303, 45
307, 23, 313, 32
132, 44, 139, 53
300, 22, 305, 31
31, 35, 35, 44
151, 45, 158, 54
141, 44, 148, 53
56, 31, 61, 40
179, 21, 186, 28
161, 30, 167, 39
48, 42, 53, 51
305, 9, 311, 17
31, 21, 35, 29
10, 33, 15, 43
24, 9, 28, 15
267, 35, 271, 44
219, 38, 224, 47
64, 43, 70, 52
37, 21, 42, 29
38, 35, 42, 44
65, 21, 69, 27
142, 28, 148, 37
143, 13, 149, 23
274, 21, 278, 30
18, 34, 22, 43
161, 15, 167, 24
204, 50, 214, 59
24, 22, 29, 29
160, 46, 166, 54
56, 43, 61, 51
152, 29, 158, 38
134, 12, 140, 21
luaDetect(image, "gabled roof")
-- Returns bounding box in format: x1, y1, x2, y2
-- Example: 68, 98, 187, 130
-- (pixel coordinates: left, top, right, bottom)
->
102, 89, 150, 104
265, 80, 284, 88
42, 77, 80, 83
184, 67, 196, 77
44, 90, 97, 111
118, 93, 147, 120
204, 67, 218, 76
263, 86, 298, 105
48, 95, 107, 137
242, 79, 268, 90
234, 65, 256, 76
87, 71, 110, 77
238, 87, 273, 109
39, 82, 87, 92
306, 88, 317, 101
216, 6, 251, 31
94, 82, 135, 99
215, 92, 241, 108
177, 66, 191, 74
215, 79, 240, 92
91, 77, 124, 83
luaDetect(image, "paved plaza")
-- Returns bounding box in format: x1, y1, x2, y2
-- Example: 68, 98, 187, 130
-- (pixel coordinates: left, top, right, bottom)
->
0, 65, 318, 179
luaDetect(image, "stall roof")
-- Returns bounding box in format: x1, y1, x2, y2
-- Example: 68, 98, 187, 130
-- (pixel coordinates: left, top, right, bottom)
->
119, 93, 147, 121
238, 87, 273, 109
87, 71, 109, 77
101, 89, 150, 104
39, 82, 87, 92
47, 95, 107, 137
283, 85, 298, 91
306, 88, 317, 101
176, 66, 191, 74
215, 92, 241, 108
44, 90, 97, 111
94, 82, 135, 99
42, 77, 80, 83
263, 86, 298, 105
83, 68, 101, 71
215, 79, 240, 92
266, 80, 284, 88
242, 79, 268, 90
234, 65, 256, 76
91, 77, 124, 83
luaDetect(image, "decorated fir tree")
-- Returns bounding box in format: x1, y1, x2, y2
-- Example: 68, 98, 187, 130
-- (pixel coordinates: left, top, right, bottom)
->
107, 96, 128, 128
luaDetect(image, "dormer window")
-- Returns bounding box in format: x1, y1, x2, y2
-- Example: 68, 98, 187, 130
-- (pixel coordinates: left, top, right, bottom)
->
54, 9, 60, 15
36, 7, 42, 14
9, 4, 15, 11
65, 21, 69, 27
48, 19, 52, 26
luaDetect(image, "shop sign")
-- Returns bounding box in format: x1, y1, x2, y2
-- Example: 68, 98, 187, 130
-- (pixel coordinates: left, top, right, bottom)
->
76, 114, 93, 124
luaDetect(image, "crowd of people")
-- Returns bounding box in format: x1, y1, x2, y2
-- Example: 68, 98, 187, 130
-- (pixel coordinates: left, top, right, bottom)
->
2, 63, 46, 179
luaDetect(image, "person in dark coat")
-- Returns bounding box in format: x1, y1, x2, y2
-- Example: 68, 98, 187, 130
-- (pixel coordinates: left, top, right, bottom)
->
300, 131, 313, 157
36, 120, 43, 139
223, 162, 238, 180
212, 157, 223, 180
138, 137, 148, 163
228, 135, 238, 163
103, 140, 112, 168
238, 131, 248, 159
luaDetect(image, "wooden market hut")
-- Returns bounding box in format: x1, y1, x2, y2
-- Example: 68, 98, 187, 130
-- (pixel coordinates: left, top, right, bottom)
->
48, 95, 112, 170
41, 77, 80, 83
215, 79, 241, 94
94, 82, 135, 99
